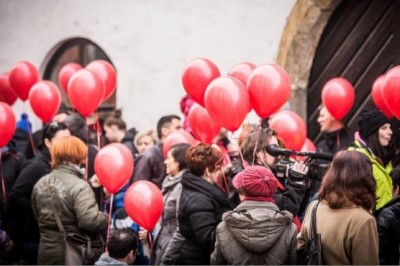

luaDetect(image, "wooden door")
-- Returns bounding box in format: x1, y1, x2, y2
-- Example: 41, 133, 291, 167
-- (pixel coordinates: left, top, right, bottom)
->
307, 0, 400, 142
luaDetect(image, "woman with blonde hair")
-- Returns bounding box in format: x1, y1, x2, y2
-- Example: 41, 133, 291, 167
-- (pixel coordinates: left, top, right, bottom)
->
298, 150, 379, 265
32, 136, 108, 264
134, 129, 158, 155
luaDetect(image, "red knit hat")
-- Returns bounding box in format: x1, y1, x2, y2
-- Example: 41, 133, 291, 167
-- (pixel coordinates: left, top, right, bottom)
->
232, 166, 278, 197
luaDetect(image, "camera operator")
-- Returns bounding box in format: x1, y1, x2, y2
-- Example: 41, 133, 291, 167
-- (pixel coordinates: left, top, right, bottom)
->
238, 127, 307, 218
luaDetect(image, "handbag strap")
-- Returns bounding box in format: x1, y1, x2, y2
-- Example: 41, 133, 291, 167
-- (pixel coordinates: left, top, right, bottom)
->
45, 178, 66, 235
310, 200, 320, 240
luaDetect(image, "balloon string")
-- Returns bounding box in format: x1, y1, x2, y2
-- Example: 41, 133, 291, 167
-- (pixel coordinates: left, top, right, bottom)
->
147, 231, 154, 249
0, 152, 6, 213
251, 126, 261, 166
105, 194, 114, 252
23, 103, 37, 156
230, 131, 247, 169
96, 120, 101, 148
84, 117, 90, 182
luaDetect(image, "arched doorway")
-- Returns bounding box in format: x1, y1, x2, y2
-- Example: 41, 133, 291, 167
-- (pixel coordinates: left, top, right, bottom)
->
278, 0, 399, 144
41, 37, 116, 112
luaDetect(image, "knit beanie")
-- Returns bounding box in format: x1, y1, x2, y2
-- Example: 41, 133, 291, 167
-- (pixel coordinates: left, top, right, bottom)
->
16, 113, 32, 133
232, 166, 278, 197
358, 109, 390, 140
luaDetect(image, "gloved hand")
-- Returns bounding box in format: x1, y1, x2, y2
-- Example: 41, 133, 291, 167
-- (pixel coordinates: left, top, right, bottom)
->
287, 161, 309, 185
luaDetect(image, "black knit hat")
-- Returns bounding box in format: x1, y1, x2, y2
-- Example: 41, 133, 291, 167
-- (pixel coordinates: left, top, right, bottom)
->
358, 109, 390, 140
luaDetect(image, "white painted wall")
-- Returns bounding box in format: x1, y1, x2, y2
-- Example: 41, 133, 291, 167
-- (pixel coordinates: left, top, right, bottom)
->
0, 0, 295, 132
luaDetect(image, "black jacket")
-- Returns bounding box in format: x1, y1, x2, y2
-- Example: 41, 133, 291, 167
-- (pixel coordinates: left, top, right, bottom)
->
177, 172, 231, 265
8, 150, 52, 242
131, 142, 165, 188
0, 142, 26, 213
316, 127, 353, 156
374, 197, 400, 265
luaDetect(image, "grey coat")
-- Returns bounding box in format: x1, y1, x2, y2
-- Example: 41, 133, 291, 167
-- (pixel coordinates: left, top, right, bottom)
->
211, 200, 298, 265
32, 164, 108, 265
150, 175, 183, 265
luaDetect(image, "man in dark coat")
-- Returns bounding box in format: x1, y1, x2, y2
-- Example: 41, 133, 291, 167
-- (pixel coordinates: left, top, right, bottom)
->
130, 115, 181, 188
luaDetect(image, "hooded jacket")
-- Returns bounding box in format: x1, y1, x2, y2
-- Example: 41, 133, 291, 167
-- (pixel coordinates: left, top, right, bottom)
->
211, 200, 297, 265
150, 174, 183, 265
349, 139, 393, 209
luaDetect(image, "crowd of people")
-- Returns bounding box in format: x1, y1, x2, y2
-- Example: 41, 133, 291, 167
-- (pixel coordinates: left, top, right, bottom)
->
0, 97, 399, 265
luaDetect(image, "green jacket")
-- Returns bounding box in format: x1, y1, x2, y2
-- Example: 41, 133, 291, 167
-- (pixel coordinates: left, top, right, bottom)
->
32, 164, 108, 265
349, 140, 393, 210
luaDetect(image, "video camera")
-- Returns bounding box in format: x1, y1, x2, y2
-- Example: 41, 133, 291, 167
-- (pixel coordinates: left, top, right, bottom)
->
266, 144, 333, 181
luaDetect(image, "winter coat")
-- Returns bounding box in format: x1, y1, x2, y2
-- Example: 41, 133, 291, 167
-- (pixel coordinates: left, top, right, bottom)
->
310, 127, 353, 197
0, 142, 26, 213
131, 142, 166, 188
150, 174, 183, 265
8, 150, 52, 243
177, 172, 231, 265
121, 134, 138, 158
298, 200, 379, 265
95, 253, 127, 265
374, 197, 400, 265
349, 140, 393, 209
211, 200, 297, 265
31, 164, 108, 265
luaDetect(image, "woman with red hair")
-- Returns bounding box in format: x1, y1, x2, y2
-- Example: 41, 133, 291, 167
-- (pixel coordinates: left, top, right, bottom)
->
32, 136, 108, 265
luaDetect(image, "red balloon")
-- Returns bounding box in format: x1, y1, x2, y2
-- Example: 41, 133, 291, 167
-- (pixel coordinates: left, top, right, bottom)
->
321, 78, 355, 120
124, 181, 163, 231
86, 60, 117, 101
188, 104, 221, 144
163, 130, 196, 158
9, 61, 39, 101
247, 64, 291, 119
29, 81, 61, 123
68, 69, 105, 117
383, 66, 400, 119
269, 110, 306, 151
296, 138, 316, 161
95, 143, 134, 194
205, 77, 250, 131
182, 58, 220, 107
58, 63, 83, 94
372, 75, 393, 118
0, 102, 16, 148
228, 62, 256, 86
204, 77, 250, 132
0, 73, 17, 105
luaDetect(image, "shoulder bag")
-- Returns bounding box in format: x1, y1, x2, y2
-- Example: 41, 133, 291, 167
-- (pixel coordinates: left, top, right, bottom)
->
45, 180, 105, 265
297, 201, 323, 265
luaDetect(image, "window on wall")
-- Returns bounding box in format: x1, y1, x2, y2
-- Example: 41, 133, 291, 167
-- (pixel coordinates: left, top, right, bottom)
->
42, 37, 116, 111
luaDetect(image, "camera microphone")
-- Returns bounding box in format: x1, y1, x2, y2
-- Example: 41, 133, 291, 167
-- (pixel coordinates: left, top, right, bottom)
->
265, 144, 296, 157
266, 144, 334, 161
296, 151, 333, 161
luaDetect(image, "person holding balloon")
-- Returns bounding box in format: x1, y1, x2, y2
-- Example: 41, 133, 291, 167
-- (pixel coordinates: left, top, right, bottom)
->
349, 109, 396, 210
310, 105, 354, 199
149, 143, 190, 265
31, 136, 108, 265
8, 121, 70, 264
174, 143, 231, 265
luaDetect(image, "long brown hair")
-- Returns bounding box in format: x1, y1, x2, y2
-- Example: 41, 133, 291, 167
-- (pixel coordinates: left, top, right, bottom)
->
318, 150, 376, 210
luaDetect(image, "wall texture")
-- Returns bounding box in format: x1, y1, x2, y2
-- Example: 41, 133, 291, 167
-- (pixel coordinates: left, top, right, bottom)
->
0, 0, 295, 131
